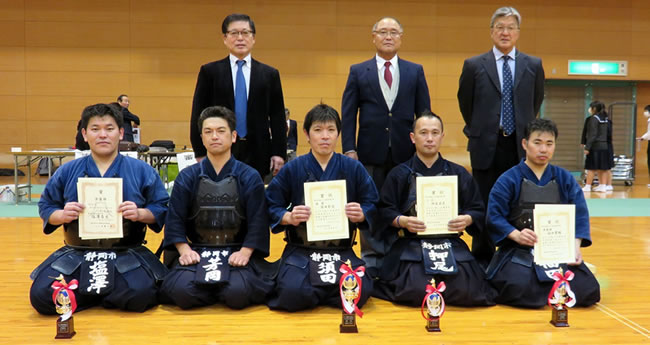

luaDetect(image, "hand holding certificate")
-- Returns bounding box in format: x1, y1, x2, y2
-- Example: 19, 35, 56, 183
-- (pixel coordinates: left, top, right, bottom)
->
416, 176, 458, 235
77, 178, 123, 240
534, 204, 576, 265
303, 180, 349, 241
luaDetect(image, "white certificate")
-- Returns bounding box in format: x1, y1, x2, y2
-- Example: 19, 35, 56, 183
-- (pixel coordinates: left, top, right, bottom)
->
303, 180, 349, 241
534, 204, 576, 265
77, 178, 123, 240
176, 152, 197, 172
416, 175, 458, 235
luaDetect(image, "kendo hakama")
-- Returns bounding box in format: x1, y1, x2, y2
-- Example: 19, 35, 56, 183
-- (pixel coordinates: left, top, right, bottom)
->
30, 155, 169, 314
159, 158, 274, 309
373, 155, 497, 306
486, 161, 601, 308
265, 153, 378, 312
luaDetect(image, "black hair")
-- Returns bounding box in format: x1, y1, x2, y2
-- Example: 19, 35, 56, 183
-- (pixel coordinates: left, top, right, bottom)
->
222, 13, 256, 34
524, 118, 558, 140
117, 94, 128, 102
197, 106, 236, 133
413, 110, 443, 132
80, 103, 124, 130
589, 100, 608, 119
303, 103, 341, 133
644, 104, 650, 113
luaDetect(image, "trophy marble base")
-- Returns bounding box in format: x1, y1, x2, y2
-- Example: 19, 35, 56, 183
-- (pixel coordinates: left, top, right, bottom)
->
550, 306, 569, 327
340, 312, 358, 333
425, 317, 441, 332
55, 316, 76, 339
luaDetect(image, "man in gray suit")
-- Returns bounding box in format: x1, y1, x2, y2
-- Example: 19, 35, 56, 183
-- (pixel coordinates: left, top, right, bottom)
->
457, 6, 545, 266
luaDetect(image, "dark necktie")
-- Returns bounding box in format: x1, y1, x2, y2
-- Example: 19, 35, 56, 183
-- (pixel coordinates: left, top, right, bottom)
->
384, 61, 392, 88
501, 55, 515, 136
235, 60, 248, 138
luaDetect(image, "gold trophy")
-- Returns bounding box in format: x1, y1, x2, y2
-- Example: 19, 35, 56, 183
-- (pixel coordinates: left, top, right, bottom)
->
422, 278, 446, 332
51, 274, 79, 339
548, 268, 576, 327
339, 259, 364, 333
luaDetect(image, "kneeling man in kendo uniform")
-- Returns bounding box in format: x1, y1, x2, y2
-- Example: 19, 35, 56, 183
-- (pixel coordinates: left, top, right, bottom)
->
486, 118, 600, 308
159, 106, 273, 309
373, 111, 497, 307
30, 103, 169, 314
265, 104, 379, 312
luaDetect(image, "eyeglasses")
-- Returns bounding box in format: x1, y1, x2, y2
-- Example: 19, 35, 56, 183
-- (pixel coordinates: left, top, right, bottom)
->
373, 30, 402, 38
226, 30, 254, 38
492, 25, 519, 33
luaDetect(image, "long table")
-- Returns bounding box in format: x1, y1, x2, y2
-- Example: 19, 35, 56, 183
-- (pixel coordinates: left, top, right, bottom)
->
11, 150, 76, 204
11, 149, 194, 204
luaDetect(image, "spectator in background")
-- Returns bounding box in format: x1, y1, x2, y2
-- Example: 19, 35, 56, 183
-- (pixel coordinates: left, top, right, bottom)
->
286, 108, 298, 162
118, 94, 141, 143
582, 101, 612, 192
637, 104, 650, 188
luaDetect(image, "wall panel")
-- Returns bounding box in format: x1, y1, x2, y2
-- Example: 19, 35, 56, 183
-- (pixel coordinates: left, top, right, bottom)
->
0, 95, 25, 120
0, 71, 26, 95
0, 121, 26, 145
25, 47, 130, 72
26, 120, 76, 146
0, 0, 24, 21
25, 71, 129, 96
24, 0, 129, 22
25, 22, 129, 48
0, 21, 25, 46
0, 47, 25, 70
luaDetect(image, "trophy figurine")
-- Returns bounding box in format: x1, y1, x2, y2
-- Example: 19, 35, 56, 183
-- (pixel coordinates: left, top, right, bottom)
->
548, 268, 576, 327
51, 274, 79, 339
421, 278, 446, 332
339, 259, 365, 333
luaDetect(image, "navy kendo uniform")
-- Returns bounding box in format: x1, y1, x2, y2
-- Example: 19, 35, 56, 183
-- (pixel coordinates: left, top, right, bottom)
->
30, 154, 169, 314
373, 154, 497, 306
486, 160, 601, 308
265, 152, 378, 312
159, 157, 274, 309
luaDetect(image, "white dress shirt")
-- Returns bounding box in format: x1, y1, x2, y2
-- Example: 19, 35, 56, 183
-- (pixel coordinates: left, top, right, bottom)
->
229, 54, 251, 98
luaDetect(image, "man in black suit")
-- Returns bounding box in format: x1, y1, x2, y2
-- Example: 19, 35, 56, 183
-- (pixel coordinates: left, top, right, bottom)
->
189, 13, 286, 178
117, 94, 140, 143
286, 108, 298, 162
457, 6, 545, 266
342, 16, 431, 274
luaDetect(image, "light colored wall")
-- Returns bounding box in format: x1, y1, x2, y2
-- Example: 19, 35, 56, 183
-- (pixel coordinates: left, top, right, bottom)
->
2, 0, 650, 169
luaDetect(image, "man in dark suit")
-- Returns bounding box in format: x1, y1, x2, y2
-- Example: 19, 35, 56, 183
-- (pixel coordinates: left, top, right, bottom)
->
341, 16, 431, 274
117, 94, 140, 143
457, 6, 545, 266
189, 13, 286, 178
286, 108, 298, 162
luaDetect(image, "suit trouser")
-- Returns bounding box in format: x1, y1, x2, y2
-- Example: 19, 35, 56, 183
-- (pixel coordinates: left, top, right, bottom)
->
360, 148, 395, 275
471, 133, 519, 267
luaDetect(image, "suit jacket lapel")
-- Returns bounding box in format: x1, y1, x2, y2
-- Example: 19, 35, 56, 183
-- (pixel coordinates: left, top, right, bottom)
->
481, 51, 501, 93
248, 58, 260, 108
365, 58, 389, 111
220, 57, 235, 105
514, 52, 527, 90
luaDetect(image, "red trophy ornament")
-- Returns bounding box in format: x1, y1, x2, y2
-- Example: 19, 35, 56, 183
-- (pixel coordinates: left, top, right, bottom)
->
339, 259, 365, 333
51, 274, 79, 339
421, 278, 446, 332
548, 268, 576, 327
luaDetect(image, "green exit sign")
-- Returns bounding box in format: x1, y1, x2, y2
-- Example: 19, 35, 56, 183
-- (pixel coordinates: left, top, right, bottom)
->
568, 60, 627, 76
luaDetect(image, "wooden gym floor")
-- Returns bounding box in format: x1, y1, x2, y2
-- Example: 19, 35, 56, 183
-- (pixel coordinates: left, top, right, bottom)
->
2, 175, 650, 344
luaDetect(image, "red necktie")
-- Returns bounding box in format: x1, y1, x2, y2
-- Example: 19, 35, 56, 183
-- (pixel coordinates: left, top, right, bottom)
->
384, 61, 392, 88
